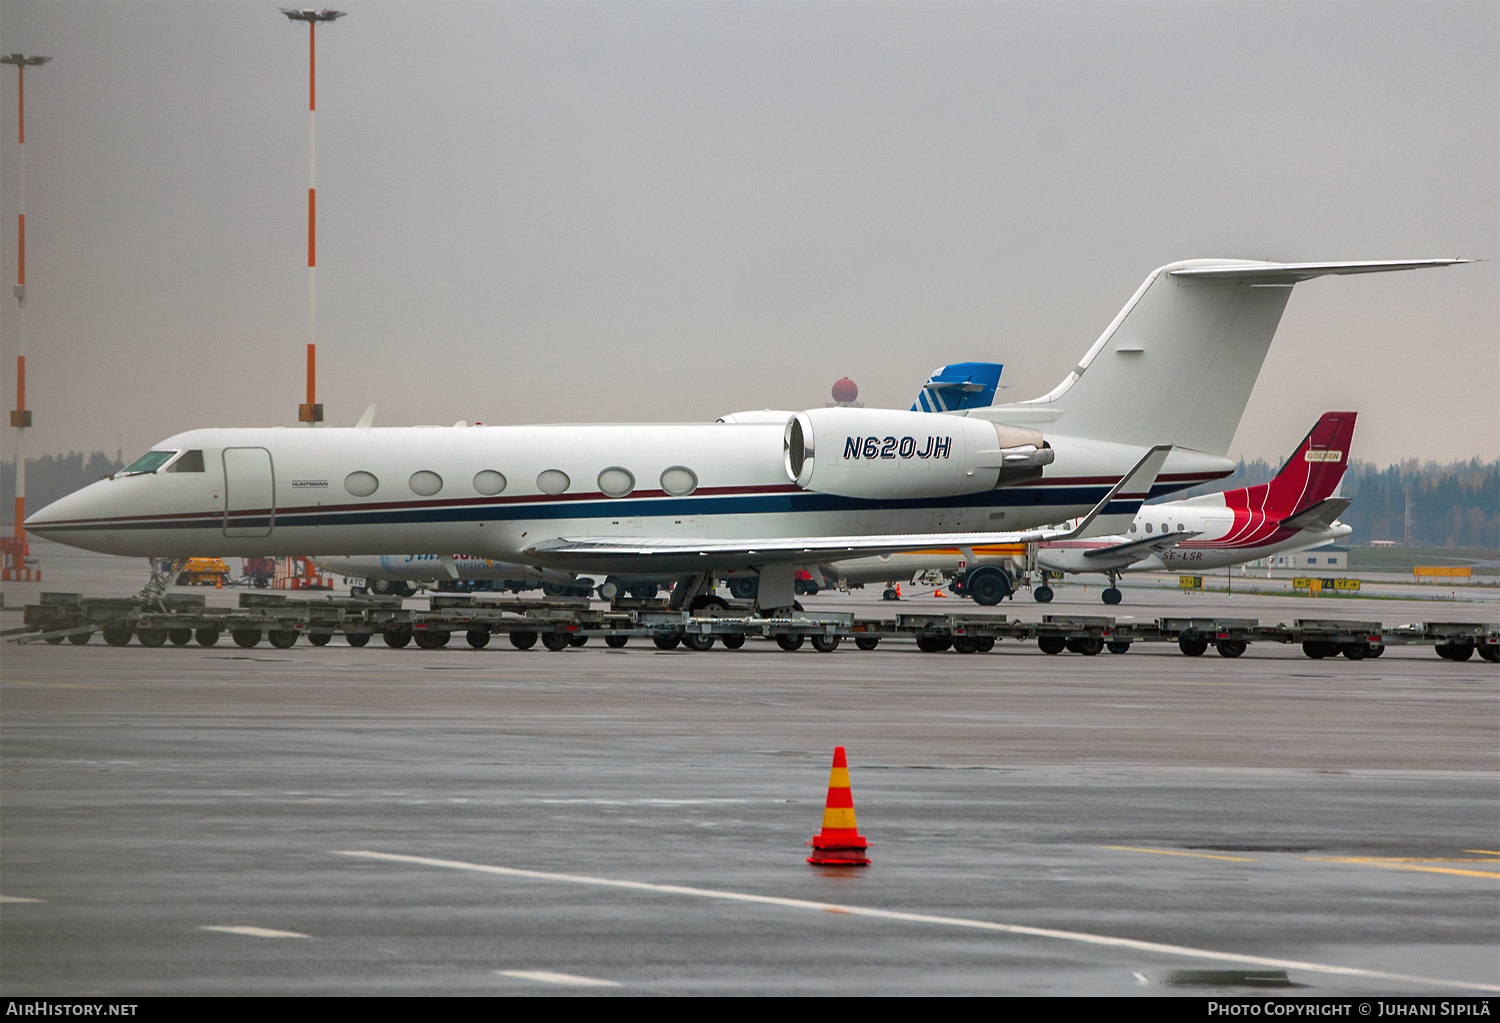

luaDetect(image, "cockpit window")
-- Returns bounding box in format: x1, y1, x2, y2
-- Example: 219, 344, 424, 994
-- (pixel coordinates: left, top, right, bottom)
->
167, 449, 205, 473
119, 450, 177, 475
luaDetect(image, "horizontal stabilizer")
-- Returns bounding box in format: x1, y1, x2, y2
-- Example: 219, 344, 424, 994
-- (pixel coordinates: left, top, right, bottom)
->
1169, 259, 1471, 283
1277, 496, 1352, 533
1082, 530, 1200, 566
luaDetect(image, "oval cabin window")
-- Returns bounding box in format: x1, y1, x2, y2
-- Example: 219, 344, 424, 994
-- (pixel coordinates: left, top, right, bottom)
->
344, 471, 379, 497
409, 471, 444, 496
537, 469, 571, 496
473, 470, 507, 496
660, 466, 698, 497
598, 467, 635, 498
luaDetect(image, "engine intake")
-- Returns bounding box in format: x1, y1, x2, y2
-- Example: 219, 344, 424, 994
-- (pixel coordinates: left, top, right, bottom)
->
784, 408, 1052, 500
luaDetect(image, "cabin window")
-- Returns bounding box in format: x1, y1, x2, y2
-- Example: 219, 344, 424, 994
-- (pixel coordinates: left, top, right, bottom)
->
120, 450, 176, 475
409, 471, 443, 497
1306, 557, 1317, 565
598, 467, 635, 498
1129, 524, 1137, 534
661, 466, 698, 496
345, 471, 380, 497
167, 450, 205, 473
1176, 523, 1186, 531
537, 469, 571, 496
1160, 523, 1169, 533
1145, 523, 1153, 533
473, 470, 507, 496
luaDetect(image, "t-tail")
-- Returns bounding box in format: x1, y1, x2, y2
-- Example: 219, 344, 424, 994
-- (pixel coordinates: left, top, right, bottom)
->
974, 260, 1467, 457
1230, 411, 1356, 519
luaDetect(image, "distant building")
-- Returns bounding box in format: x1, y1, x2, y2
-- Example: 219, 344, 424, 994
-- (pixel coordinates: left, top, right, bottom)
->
1248, 545, 1348, 570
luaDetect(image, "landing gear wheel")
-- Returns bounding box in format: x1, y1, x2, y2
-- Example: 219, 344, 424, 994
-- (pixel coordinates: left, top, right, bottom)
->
1037, 636, 1065, 655
855, 636, 880, 650
683, 633, 715, 651
269, 630, 299, 649
720, 634, 745, 650
652, 633, 682, 650
631, 584, 660, 601
775, 633, 804, 652
308, 633, 331, 647
136, 628, 167, 648
541, 632, 571, 651
345, 632, 370, 647
598, 577, 623, 601
231, 629, 261, 649
966, 569, 1013, 606
1216, 639, 1247, 658
1034, 585, 1054, 603
1107, 640, 1131, 654
881, 587, 899, 601
168, 629, 193, 646
690, 594, 730, 613
728, 577, 758, 600
509, 630, 538, 650
605, 635, 629, 649
1178, 637, 1208, 657
466, 629, 491, 649
68, 631, 93, 646
811, 634, 840, 653
1102, 587, 1122, 605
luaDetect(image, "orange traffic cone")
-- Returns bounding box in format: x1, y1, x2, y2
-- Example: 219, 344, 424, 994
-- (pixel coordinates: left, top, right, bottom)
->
933, 589, 947, 598
807, 746, 870, 866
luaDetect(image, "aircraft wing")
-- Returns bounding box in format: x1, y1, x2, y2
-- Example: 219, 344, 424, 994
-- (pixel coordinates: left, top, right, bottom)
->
1079, 530, 1201, 569
524, 445, 1172, 572
1276, 496, 1352, 533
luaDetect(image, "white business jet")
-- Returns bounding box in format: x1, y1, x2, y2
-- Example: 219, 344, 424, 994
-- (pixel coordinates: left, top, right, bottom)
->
26, 259, 1464, 612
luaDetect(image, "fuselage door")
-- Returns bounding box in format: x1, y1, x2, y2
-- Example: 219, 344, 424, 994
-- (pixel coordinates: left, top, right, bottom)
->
223, 447, 275, 537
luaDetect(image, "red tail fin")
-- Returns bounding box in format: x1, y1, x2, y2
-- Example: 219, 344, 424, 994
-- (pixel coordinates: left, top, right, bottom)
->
1230, 412, 1357, 517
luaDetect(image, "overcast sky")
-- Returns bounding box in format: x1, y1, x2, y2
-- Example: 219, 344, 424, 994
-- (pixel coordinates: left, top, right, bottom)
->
1, 1, 1495, 468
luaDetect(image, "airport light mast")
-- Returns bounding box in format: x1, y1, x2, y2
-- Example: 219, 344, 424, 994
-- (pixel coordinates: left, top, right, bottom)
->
281, 9, 344, 426
2, 53, 50, 582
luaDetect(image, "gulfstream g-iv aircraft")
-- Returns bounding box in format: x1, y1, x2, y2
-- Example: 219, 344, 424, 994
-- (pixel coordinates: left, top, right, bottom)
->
1033, 411, 1358, 604
25, 259, 1466, 611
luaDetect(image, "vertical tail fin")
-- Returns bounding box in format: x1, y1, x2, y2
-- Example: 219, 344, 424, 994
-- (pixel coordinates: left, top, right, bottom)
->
912, 362, 1003, 413
1233, 411, 1357, 517
978, 260, 1465, 455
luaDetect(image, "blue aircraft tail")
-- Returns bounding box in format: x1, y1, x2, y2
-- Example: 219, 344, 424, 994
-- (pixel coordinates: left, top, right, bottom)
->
911, 362, 1003, 413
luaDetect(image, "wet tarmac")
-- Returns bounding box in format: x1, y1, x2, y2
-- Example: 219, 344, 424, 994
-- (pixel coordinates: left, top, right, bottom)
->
1, 542, 1497, 994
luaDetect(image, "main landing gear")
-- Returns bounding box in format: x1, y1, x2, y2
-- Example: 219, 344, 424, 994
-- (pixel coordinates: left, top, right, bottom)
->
1102, 570, 1122, 606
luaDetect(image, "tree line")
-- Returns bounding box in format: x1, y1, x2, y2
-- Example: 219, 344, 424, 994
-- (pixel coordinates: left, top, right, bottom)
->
4, 450, 1497, 548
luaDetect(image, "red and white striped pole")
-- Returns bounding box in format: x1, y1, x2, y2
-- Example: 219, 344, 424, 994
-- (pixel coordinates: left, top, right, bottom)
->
282, 9, 342, 425
3, 54, 50, 554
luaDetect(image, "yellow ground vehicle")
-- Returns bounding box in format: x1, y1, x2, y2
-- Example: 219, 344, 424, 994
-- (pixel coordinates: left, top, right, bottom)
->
177, 558, 231, 587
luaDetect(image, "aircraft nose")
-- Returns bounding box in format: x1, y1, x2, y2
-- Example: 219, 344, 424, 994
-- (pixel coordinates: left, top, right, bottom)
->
23, 481, 107, 536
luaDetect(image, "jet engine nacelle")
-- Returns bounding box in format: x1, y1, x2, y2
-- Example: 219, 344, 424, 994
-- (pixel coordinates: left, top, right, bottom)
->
784, 407, 1053, 500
